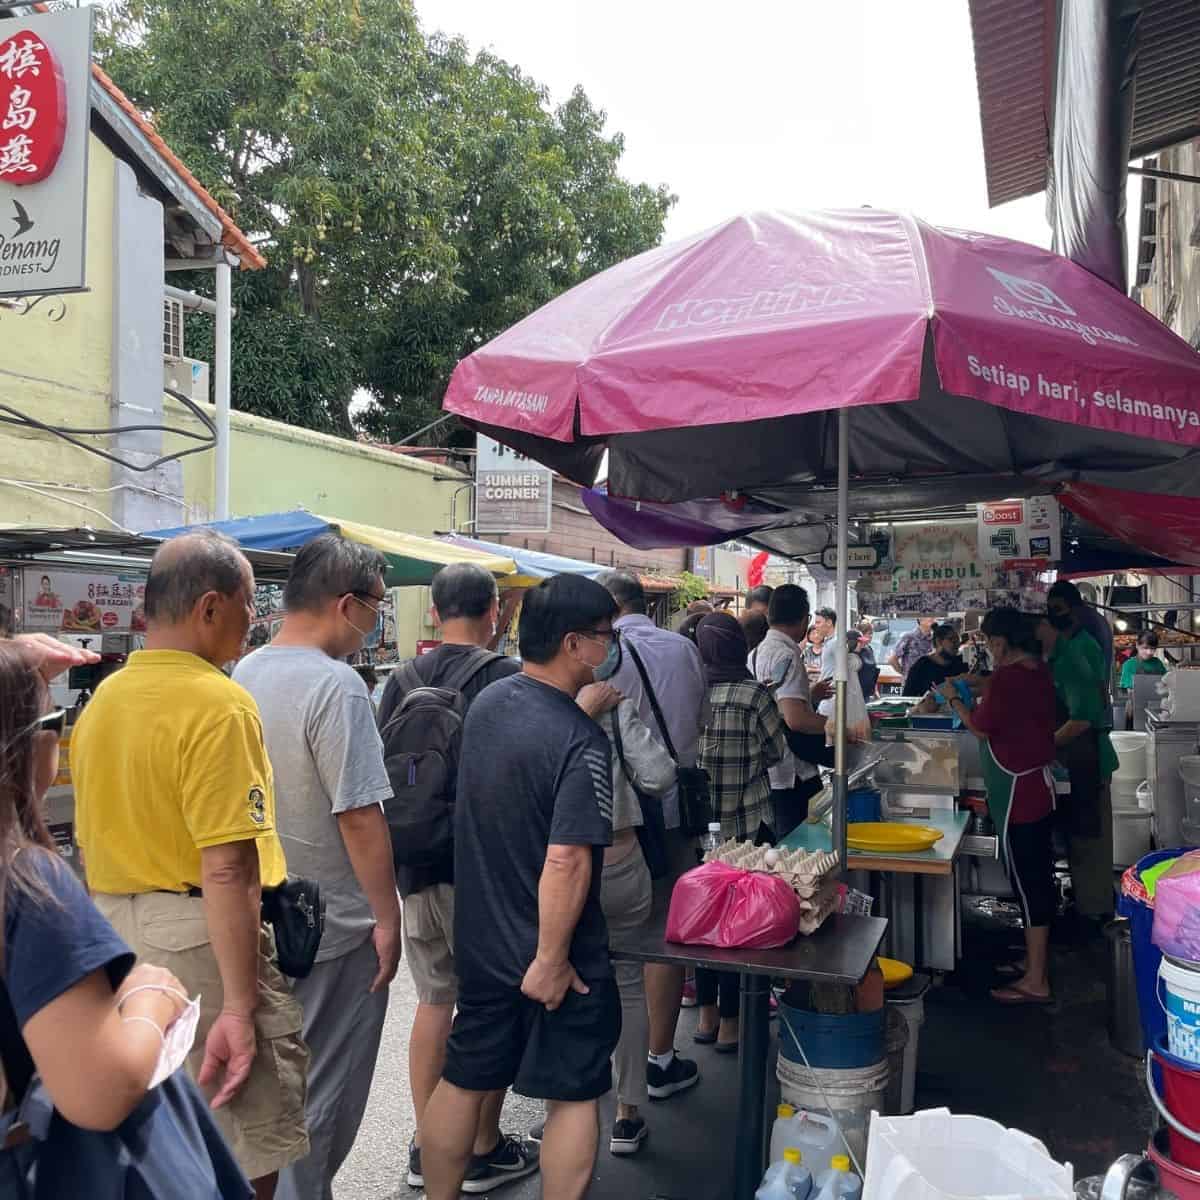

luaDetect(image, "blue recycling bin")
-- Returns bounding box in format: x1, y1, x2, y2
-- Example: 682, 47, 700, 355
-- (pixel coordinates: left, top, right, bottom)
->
1118, 848, 1190, 1052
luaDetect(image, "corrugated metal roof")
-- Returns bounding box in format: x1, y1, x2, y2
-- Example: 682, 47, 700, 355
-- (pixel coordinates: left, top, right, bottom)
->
969, 0, 1055, 206
971, 0, 1200, 209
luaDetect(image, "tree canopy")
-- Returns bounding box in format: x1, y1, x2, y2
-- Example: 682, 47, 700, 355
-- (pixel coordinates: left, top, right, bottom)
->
98, 0, 674, 440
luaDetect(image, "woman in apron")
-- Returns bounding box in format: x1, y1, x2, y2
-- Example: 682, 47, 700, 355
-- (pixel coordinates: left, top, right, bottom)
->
939, 607, 1058, 1006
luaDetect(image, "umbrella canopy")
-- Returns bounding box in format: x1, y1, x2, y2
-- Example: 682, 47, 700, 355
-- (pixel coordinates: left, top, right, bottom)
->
439, 534, 605, 587
444, 209, 1200, 507
146, 512, 517, 587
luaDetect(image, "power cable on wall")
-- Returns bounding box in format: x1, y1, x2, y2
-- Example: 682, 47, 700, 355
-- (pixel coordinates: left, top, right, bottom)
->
0, 385, 216, 473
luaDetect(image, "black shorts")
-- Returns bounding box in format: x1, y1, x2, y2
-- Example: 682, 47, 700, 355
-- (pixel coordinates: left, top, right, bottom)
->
443, 974, 621, 1102
1005, 815, 1055, 928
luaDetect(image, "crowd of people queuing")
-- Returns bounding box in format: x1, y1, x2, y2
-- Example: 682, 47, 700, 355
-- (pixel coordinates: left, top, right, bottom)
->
0, 531, 1147, 1198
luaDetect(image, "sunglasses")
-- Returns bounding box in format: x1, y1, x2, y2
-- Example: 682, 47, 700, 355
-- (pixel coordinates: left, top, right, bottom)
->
35, 709, 66, 737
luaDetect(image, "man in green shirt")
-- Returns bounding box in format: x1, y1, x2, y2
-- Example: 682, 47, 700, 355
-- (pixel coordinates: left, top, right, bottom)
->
1039, 616, 1117, 921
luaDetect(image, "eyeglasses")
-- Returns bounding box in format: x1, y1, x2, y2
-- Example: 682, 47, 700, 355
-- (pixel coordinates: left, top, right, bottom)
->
346, 591, 386, 616
35, 709, 66, 737
577, 627, 619, 645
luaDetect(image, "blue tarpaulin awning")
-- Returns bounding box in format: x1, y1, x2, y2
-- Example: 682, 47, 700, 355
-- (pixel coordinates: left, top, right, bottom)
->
147, 511, 332, 552
440, 534, 604, 585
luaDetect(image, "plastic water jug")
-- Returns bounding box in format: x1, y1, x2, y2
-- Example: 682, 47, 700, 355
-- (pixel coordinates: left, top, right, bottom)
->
756, 1148, 813, 1200
813, 1156, 861, 1200
773, 1109, 840, 1167
770, 1104, 798, 1164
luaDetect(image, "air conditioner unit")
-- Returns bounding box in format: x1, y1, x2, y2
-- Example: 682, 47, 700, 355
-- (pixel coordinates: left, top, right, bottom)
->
163, 357, 211, 406
163, 297, 185, 360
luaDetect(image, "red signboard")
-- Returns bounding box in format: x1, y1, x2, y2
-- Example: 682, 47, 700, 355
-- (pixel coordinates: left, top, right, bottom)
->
980, 501, 1024, 526
0, 29, 67, 185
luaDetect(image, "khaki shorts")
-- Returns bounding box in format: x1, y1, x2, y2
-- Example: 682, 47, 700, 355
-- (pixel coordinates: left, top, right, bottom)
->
402, 882, 457, 1005
95, 891, 310, 1181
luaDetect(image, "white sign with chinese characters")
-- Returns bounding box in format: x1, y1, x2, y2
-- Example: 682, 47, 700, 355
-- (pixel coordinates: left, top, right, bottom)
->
0, 7, 92, 297
475, 435, 553, 534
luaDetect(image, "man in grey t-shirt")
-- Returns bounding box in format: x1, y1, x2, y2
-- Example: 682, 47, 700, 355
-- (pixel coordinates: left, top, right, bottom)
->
234, 534, 401, 1200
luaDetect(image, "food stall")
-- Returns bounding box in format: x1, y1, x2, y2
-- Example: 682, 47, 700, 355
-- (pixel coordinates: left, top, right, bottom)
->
5, 516, 515, 878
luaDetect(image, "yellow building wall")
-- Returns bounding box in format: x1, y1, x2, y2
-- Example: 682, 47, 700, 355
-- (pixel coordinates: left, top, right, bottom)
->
172, 402, 467, 653
0, 137, 117, 528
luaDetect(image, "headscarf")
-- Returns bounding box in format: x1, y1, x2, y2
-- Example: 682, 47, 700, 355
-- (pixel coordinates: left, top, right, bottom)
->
697, 612, 751, 687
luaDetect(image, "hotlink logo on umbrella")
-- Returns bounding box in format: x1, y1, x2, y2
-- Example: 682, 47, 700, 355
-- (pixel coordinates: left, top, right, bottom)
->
985, 268, 1076, 316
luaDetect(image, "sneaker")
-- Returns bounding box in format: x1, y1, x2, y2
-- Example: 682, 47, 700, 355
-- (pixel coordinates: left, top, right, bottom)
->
681, 977, 698, 1008
646, 1054, 700, 1100
526, 1122, 544, 1146
406, 1140, 423, 1189
462, 1134, 540, 1194
610, 1117, 649, 1156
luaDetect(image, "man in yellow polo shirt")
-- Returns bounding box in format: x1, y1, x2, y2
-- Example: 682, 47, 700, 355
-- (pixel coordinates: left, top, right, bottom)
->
73, 530, 309, 1198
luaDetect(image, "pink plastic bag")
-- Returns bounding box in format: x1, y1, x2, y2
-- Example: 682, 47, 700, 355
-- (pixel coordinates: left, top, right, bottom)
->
1152, 852, 1200, 961
666, 862, 801, 949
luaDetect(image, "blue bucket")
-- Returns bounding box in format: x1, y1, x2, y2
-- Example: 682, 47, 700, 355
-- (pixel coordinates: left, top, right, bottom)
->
1119, 848, 1193, 1052
847, 789, 882, 824
777, 1003, 884, 1069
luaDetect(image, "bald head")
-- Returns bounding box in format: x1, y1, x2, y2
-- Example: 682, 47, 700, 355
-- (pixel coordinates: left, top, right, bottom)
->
145, 529, 250, 625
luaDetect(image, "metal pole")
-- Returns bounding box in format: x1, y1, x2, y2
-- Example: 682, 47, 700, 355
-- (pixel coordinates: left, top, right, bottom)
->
214, 261, 232, 520
832, 407, 850, 874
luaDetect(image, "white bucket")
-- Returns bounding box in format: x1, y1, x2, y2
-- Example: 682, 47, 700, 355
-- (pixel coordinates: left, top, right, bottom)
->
862, 1109, 1073, 1200
1111, 778, 1144, 809
1160, 956, 1200, 1064
1113, 806, 1153, 869
777, 1054, 889, 1166
1111, 732, 1148, 783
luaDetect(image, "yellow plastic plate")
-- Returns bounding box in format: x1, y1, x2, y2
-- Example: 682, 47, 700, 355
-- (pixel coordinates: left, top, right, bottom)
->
877, 957, 914, 989
846, 822, 944, 853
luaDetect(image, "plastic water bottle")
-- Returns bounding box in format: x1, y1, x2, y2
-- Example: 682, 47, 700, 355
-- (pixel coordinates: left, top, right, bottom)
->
755, 1148, 812, 1200
812, 1155, 861, 1200
700, 821, 723, 861
769, 1103, 797, 1164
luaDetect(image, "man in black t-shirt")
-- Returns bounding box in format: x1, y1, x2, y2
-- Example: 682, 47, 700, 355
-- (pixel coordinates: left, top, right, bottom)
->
903, 622, 968, 698
421, 574, 622, 1200
380, 564, 526, 1193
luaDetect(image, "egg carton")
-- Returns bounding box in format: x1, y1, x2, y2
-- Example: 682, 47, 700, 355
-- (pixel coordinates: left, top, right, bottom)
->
797, 881, 844, 936
703, 839, 840, 897
795, 874, 841, 915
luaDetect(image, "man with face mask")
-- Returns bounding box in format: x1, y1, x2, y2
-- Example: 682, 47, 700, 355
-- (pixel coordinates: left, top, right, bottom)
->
421, 574, 623, 1200
234, 533, 402, 1200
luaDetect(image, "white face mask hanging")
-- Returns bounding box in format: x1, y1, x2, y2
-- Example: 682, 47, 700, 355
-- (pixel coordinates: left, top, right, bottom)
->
148, 993, 202, 1089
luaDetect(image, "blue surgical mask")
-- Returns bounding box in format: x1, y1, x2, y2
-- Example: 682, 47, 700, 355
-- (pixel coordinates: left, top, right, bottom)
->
593, 637, 622, 682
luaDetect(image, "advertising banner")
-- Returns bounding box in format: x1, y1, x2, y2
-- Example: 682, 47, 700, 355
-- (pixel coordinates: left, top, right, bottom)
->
0, 7, 93, 297
22, 569, 145, 634
977, 495, 1061, 565
475, 434, 553, 534
858, 521, 995, 595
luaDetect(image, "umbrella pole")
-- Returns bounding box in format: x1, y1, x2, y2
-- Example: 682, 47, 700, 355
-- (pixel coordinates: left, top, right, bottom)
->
833, 408, 849, 875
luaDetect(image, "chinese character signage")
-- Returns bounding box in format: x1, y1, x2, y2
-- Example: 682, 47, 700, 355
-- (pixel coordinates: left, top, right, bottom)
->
22, 569, 146, 634
0, 7, 92, 297
475, 435, 553, 534
977, 496, 1061, 565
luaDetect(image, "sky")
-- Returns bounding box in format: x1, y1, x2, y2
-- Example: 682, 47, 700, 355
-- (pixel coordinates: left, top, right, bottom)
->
414, 0, 1053, 249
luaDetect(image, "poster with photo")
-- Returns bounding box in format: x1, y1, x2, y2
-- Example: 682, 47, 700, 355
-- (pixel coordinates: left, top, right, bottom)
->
22, 570, 146, 633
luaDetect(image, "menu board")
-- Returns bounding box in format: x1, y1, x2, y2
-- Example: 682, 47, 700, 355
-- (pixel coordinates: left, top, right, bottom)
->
22, 569, 146, 634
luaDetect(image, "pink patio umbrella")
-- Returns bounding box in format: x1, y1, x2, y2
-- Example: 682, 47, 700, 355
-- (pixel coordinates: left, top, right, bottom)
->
442, 208, 1200, 925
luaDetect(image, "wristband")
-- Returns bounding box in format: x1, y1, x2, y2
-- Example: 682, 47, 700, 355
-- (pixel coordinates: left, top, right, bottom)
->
220, 1008, 256, 1023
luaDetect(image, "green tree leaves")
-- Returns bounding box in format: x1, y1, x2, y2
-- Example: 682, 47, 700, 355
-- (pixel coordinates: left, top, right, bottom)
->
97, 0, 673, 440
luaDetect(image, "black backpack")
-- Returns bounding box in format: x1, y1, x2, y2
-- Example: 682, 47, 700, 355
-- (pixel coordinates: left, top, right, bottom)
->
379, 649, 500, 871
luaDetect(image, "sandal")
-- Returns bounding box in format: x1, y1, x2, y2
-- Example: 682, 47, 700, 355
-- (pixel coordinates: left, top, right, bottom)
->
991, 984, 1054, 1007
714, 1040, 740, 1055
693, 1028, 718, 1045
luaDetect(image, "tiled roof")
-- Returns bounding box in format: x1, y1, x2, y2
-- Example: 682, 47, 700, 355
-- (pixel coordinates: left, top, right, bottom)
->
90, 65, 265, 270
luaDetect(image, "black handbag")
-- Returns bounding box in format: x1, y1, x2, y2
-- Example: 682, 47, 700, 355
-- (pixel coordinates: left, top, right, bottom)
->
625, 643, 713, 837
261, 877, 326, 979
610, 710, 670, 879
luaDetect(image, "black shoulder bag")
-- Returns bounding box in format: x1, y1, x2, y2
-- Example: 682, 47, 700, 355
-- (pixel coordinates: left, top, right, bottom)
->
625, 643, 712, 837
609, 709, 670, 879
261, 879, 326, 979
